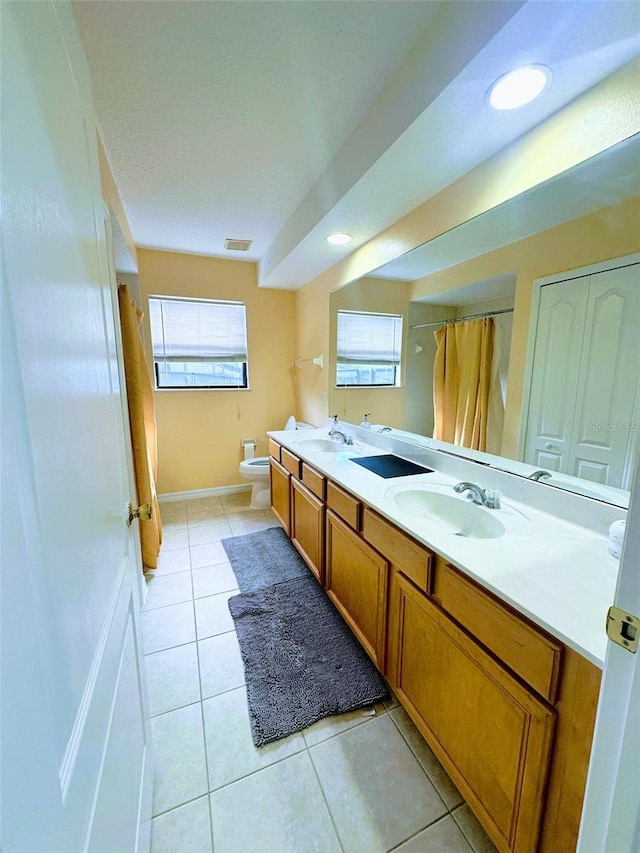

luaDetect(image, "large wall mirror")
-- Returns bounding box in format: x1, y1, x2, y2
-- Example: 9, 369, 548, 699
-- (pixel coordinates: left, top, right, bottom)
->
329, 134, 640, 509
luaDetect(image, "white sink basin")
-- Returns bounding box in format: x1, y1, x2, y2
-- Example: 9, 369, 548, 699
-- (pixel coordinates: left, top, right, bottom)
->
386, 484, 531, 539
296, 438, 349, 453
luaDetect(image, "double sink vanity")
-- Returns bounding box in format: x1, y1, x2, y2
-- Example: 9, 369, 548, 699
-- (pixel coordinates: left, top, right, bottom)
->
268, 424, 622, 853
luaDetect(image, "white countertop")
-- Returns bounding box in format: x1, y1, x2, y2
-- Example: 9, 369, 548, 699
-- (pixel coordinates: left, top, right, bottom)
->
269, 428, 621, 668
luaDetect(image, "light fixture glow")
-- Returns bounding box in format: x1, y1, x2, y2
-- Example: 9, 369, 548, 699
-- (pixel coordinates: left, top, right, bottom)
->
488, 65, 551, 110
326, 233, 352, 245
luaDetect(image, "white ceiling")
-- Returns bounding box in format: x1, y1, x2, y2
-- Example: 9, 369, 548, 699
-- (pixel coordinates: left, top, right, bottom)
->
73, 0, 640, 289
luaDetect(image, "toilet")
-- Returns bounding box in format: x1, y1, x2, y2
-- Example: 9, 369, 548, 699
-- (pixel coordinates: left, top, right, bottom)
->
239, 418, 314, 509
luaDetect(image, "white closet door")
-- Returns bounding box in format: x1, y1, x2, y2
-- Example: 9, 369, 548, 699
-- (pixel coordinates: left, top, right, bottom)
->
523, 276, 588, 471
569, 263, 640, 487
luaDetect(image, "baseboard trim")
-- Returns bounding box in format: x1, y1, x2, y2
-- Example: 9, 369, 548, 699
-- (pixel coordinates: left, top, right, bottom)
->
158, 484, 251, 503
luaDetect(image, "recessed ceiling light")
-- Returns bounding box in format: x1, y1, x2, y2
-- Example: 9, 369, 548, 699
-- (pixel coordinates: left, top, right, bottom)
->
488, 65, 551, 110
326, 233, 352, 245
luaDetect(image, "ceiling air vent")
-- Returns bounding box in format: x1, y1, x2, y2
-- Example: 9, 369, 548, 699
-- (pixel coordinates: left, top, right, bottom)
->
224, 238, 252, 252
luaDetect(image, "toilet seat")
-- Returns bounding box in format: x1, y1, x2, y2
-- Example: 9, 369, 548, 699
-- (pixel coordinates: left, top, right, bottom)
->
239, 457, 269, 477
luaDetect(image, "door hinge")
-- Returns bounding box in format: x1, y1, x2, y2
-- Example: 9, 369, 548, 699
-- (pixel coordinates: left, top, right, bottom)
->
606, 606, 639, 653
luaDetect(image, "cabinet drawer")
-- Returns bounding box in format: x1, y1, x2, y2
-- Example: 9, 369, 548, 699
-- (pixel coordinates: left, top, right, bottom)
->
326, 481, 361, 530
281, 448, 301, 478
362, 508, 433, 593
440, 565, 562, 703
301, 463, 326, 501
268, 438, 281, 461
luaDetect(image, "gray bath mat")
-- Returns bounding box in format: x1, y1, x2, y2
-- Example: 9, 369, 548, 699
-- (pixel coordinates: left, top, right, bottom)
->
221, 526, 312, 592
228, 576, 389, 746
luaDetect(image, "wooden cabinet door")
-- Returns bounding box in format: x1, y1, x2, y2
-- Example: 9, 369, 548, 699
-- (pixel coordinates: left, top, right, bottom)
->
392, 574, 555, 853
325, 510, 389, 671
291, 477, 325, 584
269, 457, 291, 535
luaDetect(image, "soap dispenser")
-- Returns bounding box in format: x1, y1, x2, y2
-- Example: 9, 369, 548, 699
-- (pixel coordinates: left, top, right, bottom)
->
360, 413, 372, 430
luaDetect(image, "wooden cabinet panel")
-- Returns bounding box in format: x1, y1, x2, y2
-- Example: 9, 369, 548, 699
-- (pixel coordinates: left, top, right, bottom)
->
291, 478, 325, 584
301, 463, 326, 501
362, 508, 432, 593
326, 481, 361, 530
538, 648, 601, 853
281, 448, 302, 478
392, 574, 555, 853
269, 458, 291, 536
325, 510, 389, 671
440, 565, 563, 703
268, 438, 281, 461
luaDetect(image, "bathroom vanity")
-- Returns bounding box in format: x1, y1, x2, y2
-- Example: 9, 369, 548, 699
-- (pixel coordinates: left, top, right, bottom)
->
267, 428, 616, 853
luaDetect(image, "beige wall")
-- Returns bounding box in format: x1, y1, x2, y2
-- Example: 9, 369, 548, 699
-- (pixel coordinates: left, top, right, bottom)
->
137, 249, 297, 494
295, 275, 332, 427
410, 197, 640, 457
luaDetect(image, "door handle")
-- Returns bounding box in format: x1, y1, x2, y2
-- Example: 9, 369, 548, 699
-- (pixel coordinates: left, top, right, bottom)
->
127, 502, 152, 526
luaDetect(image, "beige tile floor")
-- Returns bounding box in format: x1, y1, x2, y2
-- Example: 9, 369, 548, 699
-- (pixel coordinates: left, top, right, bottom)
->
143, 493, 498, 853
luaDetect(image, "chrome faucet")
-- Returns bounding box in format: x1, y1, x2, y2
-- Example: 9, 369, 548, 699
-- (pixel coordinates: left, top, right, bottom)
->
328, 429, 353, 445
453, 482, 501, 509
454, 482, 487, 505
529, 470, 552, 481
376, 426, 392, 433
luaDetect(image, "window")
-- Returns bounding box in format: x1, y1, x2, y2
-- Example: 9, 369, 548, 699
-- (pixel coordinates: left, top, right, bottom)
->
149, 296, 249, 389
336, 310, 403, 387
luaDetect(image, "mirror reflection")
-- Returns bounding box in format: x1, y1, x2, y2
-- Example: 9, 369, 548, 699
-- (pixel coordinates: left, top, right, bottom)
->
329, 135, 640, 508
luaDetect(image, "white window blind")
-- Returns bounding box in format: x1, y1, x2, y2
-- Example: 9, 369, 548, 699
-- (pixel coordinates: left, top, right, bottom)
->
336, 310, 402, 365
149, 297, 248, 363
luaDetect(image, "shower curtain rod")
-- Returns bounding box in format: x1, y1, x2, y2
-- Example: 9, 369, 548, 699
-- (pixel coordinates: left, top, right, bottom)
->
409, 307, 514, 330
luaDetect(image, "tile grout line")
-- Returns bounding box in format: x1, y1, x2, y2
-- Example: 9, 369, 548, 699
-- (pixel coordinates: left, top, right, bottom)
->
188, 509, 255, 853
386, 812, 470, 853
151, 792, 214, 822
450, 806, 489, 853
301, 705, 388, 749
305, 744, 346, 853
200, 705, 390, 797
186, 542, 217, 853
385, 707, 454, 816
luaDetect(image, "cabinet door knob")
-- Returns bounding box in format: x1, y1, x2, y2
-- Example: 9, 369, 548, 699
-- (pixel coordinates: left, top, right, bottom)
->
545, 442, 554, 449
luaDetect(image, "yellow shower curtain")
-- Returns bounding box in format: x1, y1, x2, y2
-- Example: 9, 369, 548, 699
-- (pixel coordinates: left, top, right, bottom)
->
117, 284, 162, 569
433, 317, 494, 452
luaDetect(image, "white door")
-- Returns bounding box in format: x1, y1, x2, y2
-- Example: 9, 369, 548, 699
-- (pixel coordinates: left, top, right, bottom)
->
570, 263, 640, 488
578, 449, 640, 852
1, 3, 151, 851
524, 260, 640, 488
523, 275, 588, 471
